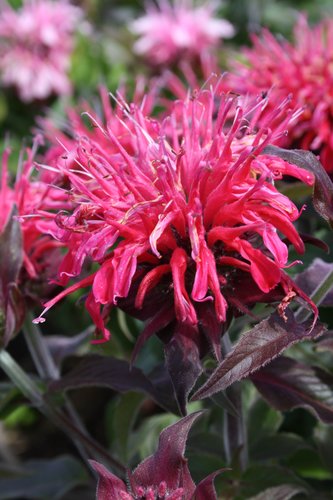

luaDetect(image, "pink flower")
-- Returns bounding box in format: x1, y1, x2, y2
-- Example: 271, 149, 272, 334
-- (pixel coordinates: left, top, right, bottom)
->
34, 85, 316, 377
226, 15, 333, 173
90, 412, 224, 500
130, 0, 234, 66
0, 0, 82, 102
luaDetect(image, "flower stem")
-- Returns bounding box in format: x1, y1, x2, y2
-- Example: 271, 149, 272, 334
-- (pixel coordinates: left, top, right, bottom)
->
296, 269, 333, 322
221, 333, 248, 471
0, 344, 126, 477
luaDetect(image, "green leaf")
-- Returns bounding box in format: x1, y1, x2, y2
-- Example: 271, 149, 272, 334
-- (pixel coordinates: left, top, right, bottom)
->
110, 391, 145, 462
247, 398, 283, 446
250, 433, 310, 462
0, 456, 88, 499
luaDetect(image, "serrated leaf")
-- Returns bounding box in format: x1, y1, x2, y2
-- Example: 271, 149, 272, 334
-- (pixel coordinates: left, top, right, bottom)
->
192, 311, 325, 401
48, 354, 178, 414
0, 455, 88, 499
251, 356, 333, 423
263, 145, 333, 228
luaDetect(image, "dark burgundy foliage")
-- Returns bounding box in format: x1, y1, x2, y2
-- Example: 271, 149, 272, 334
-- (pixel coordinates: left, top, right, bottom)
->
192, 311, 325, 401
295, 258, 333, 306
251, 356, 333, 423
48, 354, 179, 414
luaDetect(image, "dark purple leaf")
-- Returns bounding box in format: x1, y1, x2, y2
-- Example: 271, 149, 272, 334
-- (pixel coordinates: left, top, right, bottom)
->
89, 460, 127, 500
195, 469, 227, 500
263, 145, 333, 227
251, 356, 333, 423
165, 324, 203, 415
48, 354, 178, 414
45, 328, 92, 366
294, 258, 333, 306
130, 412, 201, 494
192, 311, 325, 401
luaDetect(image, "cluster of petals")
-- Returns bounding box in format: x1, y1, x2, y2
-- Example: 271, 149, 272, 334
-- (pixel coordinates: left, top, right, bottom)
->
0, 0, 82, 102
34, 81, 315, 356
226, 15, 333, 173
0, 144, 68, 289
130, 0, 234, 66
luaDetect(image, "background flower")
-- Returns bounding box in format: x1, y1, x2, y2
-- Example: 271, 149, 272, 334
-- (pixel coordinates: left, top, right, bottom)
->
130, 0, 234, 66
0, 0, 83, 101
226, 15, 333, 173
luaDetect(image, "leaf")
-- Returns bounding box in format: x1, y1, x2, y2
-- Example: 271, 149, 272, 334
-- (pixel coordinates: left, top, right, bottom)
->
164, 325, 203, 416
248, 484, 308, 500
237, 464, 310, 499
0, 206, 23, 285
46, 328, 92, 366
247, 398, 283, 446
0, 207, 25, 347
315, 331, 333, 353
250, 433, 310, 462
251, 356, 333, 423
111, 391, 145, 462
263, 145, 333, 227
0, 455, 88, 499
294, 258, 333, 306
314, 423, 333, 472
48, 354, 178, 414
192, 311, 325, 401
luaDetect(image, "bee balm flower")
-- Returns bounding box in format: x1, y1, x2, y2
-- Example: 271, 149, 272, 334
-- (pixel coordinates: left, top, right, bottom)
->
226, 16, 333, 173
34, 86, 316, 408
130, 0, 234, 66
0, 0, 82, 102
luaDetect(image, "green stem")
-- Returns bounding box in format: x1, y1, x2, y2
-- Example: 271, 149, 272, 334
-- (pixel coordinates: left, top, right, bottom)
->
296, 269, 333, 322
222, 333, 248, 471
0, 348, 126, 476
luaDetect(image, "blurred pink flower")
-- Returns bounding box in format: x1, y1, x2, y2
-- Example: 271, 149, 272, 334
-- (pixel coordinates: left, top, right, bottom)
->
34, 85, 316, 362
0, 0, 82, 102
130, 0, 234, 66
226, 16, 333, 173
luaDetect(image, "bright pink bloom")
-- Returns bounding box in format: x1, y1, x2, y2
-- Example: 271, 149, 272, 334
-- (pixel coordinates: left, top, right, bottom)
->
0, 0, 82, 101
226, 16, 333, 173
130, 0, 234, 66
90, 412, 224, 500
34, 84, 315, 363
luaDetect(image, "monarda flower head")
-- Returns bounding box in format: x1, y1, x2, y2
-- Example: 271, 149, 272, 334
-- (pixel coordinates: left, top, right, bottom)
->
0, 0, 82, 102
130, 0, 234, 67
226, 15, 333, 174
34, 84, 316, 410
